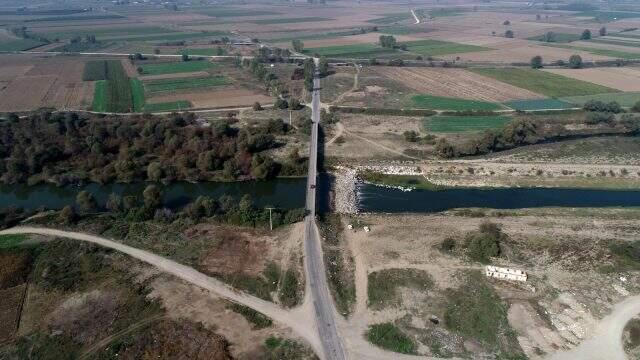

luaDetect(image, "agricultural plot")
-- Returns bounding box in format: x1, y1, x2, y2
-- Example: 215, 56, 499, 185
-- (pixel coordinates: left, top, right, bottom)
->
504, 99, 575, 111
403, 39, 491, 57
143, 76, 229, 93
471, 68, 618, 98
576, 11, 640, 22
367, 13, 412, 24
0, 38, 46, 51
138, 60, 215, 76
38, 26, 176, 40
180, 48, 225, 56
423, 115, 512, 133
143, 101, 192, 112
527, 33, 581, 43
542, 43, 640, 59
542, 67, 640, 92
561, 92, 640, 107
304, 44, 396, 58
252, 17, 331, 25
379, 26, 431, 35
590, 38, 640, 48
410, 94, 503, 111
89, 60, 134, 112
373, 67, 543, 102
198, 9, 278, 17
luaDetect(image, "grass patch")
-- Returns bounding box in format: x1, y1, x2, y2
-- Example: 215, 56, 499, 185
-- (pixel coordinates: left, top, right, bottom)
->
143, 76, 229, 93
0, 38, 46, 51
50, 41, 108, 53
367, 13, 412, 24
379, 25, 429, 35
562, 92, 640, 107
91, 80, 107, 112
143, 101, 192, 112
139, 60, 214, 75
263, 336, 316, 359
527, 33, 581, 43
367, 269, 433, 310
0, 234, 28, 249
471, 68, 618, 97
608, 240, 640, 271
504, 98, 575, 111
445, 272, 522, 354
423, 115, 512, 133
130, 78, 145, 112
252, 17, 331, 25
359, 171, 442, 190
179, 48, 225, 56
304, 43, 396, 58
410, 94, 502, 111
226, 303, 272, 329
279, 269, 301, 308
366, 322, 417, 354
403, 39, 490, 56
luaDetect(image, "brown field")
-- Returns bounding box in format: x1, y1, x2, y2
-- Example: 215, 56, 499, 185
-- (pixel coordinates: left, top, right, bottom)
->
0, 284, 26, 344
571, 40, 640, 54
0, 55, 93, 112
373, 67, 544, 101
146, 88, 273, 109
138, 71, 211, 81
543, 67, 640, 92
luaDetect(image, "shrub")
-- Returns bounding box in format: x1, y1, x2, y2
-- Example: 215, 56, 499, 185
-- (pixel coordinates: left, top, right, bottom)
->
253, 102, 263, 111
583, 100, 623, 113
274, 98, 288, 109
505, 30, 514, 38
581, 29, 592, 40
631, 100, 640, 113
403, 130, 419, 142
585, 112, 614, 124
530, 55, 543, 69
568, 54, 583, 69
464, 222, 506, 263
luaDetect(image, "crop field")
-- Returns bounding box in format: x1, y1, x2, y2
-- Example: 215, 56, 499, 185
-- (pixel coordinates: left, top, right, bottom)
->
198, 9, 279, 17
90, 60, 134, 112
403, 40, 491, 56
37, 26, 177, 40
410, 94, 503, 111
0, 38, 45, 51
252, 17, 331, 25
527, 33, 581, 43
561, 92, 640, 107
143, 76, 229, 93
92, 80, 107, 112
423, 115, 512, 133
131, 78, 144, 112
576, 11, 640, 22
379, 26, 430, 35
374, 67, 543, 102
143, 100, 192, 112
138, 60, 215, 75
542, 43, 640, 59
367, 13, 412, 24
179, 48, 225, 56
590, 38, 640, 48
542, 67, 640, 92
504, 99, 575, 111
304, 43, 396, 58
82, 60, 111, 81
471, 68, 618, 97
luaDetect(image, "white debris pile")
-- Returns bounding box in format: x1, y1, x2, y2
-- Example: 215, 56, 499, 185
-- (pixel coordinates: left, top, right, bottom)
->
485, 265, 528, 282
333, 167, 358, 214
359, 165, 422, 176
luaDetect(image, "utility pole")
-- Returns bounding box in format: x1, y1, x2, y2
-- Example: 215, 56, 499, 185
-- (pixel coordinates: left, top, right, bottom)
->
289, 110, 292, 126
266, 207, 275, 231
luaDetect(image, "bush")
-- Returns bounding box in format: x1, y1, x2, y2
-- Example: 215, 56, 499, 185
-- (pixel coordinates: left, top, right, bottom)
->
366, 323, 416, 354
581, 29, 592, 40
253, 102, 263, 111
464, 222, 506, 263
530, 55, 543, 69
505, 30, 514, 38
583, 100, 623, 113
274, 98, 288, 109
585, 112, 614, 124
568, 54, 583, 69
631, 100, 640, 113
403, 130, 419, 142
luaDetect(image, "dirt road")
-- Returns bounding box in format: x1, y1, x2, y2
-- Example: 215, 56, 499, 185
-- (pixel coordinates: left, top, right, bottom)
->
0, 226, 322, 355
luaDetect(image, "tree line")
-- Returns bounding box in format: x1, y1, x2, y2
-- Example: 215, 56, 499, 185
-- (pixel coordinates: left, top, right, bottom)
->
0, 111, 307, 185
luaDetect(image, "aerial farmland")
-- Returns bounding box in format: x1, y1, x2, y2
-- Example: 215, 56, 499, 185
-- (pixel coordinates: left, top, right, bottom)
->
1, 1, 640, 360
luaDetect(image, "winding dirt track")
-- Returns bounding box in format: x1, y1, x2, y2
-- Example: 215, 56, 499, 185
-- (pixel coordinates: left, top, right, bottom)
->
0, 227, 321, 355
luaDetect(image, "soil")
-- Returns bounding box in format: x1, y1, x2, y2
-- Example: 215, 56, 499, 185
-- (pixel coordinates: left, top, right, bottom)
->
146, 88, 273, 108
543, 67, 640, 92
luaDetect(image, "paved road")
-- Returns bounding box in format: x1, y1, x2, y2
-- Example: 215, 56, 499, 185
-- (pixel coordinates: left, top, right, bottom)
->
303, 59, 347, 360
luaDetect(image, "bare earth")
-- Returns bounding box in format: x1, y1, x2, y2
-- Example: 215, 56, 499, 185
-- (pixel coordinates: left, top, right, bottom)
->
146, 88, 274, 108
543, 67, 640, 92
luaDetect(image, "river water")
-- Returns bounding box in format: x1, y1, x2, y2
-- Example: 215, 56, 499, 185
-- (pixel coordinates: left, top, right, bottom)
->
2, 179, 640, 213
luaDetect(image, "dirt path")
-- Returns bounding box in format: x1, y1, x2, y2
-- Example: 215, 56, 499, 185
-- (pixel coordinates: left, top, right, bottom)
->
334, 64, 360, 105
326, 122, 345, 146
78, 314, 166, 360
0, 227, 322, 355
411, 10, 420, 24
548, 294, 640, 360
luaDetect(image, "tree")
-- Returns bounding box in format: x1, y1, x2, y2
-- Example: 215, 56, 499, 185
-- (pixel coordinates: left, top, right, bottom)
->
503, 20, 511, 25
568, 54, 583, 69
275, 98, 288, 109
543, 31, 555, 42
403, 130, 419, 142
505, 30, 514, 38
288, 98, 302, 110
632, 100, 640, 112
379, 35, 397, 48
581, 29, 592, 40
536, 14, 541, 20
318, 56, 329, 76
76, 190, 97, 214
599, 27, 607, 37
253, 102, 263, 111
181, 53, 189, 62
292, 39, 304, 53
147, 162, 163, 181
58, 206, 76, 224
106, 193, 123, 213
143, 184, 162, 209
530, 55, 543, 69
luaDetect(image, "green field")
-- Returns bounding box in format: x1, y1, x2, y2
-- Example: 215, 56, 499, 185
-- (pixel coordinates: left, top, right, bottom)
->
504, 98, 575, 111
527, 33, 581, 43
130, 78, 145, 112
379, 25, 429, 35
304, 43, 396, 58
0, 234, 28, 249
92, 80, 108, 112
83, 60, 112, 81
179, 48, 225, 56
542, 43, 640, 59
91, 61, 135, 112
403, 39, 490, 56
429, 8, 465, 17
471, 68, 618, 97
366, 323, 416, 354
367, 13, 412, 24
0, 38, 46, 51
143, 101, 192, 112
410, 94, 503, 111
139, 60, 214, 75
40, 26, 176, 40
561, 92, 640, 107
423, 115, 512, 133
252, 17, 331, 25
144, 76, 229, 93
590, 38, 640, 48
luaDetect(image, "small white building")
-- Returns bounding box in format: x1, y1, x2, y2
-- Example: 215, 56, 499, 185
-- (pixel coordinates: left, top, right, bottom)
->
485, 265, 527, 282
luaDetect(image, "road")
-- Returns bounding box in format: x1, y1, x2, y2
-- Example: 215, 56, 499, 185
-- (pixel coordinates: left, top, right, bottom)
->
411, 9, 421, 24
303, 58, 347, 360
